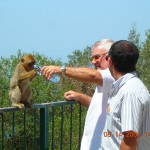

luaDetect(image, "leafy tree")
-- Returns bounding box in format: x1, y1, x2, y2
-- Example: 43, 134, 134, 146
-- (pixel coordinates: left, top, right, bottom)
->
66, 46, 95, 97
128, 23, 141, 49
128, 24, 150, 90
67, 46, 91, 67
138, 29, 150, 89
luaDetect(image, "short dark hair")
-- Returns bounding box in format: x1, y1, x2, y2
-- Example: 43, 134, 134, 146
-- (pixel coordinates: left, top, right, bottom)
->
109, 40, 139, 73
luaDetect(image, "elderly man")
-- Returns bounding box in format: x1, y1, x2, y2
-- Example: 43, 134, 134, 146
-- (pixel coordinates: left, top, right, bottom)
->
41, 39, 114, 150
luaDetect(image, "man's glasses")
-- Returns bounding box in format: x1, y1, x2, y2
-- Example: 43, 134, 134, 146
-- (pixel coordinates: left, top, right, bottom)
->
90, 53, 107, 61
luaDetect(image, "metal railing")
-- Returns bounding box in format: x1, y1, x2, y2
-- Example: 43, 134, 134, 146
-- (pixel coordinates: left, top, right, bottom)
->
0, 101, 84, 150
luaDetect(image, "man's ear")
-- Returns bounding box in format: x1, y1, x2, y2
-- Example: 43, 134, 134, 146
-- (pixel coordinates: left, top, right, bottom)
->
108, 57, 113, 67
105, 55, 109, 61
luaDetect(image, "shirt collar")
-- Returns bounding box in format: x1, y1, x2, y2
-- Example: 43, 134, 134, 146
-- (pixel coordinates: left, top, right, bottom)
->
111, 72, 137, 94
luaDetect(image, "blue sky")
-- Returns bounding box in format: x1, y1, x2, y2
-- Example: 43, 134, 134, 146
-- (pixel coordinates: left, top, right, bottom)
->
0, 0, 150, 62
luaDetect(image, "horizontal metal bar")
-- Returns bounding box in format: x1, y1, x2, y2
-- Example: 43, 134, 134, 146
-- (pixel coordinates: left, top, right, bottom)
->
0, 100, 77, 113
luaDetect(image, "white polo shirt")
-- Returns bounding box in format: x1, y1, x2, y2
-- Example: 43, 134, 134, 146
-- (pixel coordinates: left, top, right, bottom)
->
80, 69, 114, 150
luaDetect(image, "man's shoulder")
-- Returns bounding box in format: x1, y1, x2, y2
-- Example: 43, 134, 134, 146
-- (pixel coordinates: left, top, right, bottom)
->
125, 77, 148, 92
121, 77, 149, 102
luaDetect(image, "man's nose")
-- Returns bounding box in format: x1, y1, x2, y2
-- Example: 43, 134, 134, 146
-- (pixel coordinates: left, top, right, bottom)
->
92, 59, 97, 64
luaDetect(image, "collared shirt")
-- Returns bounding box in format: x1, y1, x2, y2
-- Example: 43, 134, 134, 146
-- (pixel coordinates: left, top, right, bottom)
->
100, 72, 150, 150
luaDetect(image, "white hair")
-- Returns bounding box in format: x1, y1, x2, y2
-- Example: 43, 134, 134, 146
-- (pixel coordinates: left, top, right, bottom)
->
92, 39, 114, 52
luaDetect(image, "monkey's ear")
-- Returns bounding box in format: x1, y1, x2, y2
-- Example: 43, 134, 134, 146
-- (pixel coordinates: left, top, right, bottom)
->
21, 58, 25, 63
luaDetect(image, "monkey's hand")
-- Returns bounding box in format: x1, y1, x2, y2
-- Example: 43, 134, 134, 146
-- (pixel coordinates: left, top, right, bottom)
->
19, 69, 37, 81
30, 69, 37, 81
33, 69, 38, 76
30, 69, 37, 75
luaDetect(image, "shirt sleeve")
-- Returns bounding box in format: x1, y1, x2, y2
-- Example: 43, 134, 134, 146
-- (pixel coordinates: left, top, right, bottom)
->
98, 69, 114, 90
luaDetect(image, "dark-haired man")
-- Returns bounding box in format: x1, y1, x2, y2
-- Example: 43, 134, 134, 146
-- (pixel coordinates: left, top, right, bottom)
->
100, 40, 150, 150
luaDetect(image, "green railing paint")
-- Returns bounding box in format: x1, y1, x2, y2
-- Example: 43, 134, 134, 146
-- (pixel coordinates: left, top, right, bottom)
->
60, 106, 64, 150
70, 104, 73, 150
40, 106, 49, 150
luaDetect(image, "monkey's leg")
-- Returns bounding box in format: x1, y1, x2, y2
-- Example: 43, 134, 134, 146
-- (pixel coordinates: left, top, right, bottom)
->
9, 86, 25, 108
22, 88, 32, 108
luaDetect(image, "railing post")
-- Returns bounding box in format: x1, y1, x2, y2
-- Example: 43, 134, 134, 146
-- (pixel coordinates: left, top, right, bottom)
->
40, 106, 49, 150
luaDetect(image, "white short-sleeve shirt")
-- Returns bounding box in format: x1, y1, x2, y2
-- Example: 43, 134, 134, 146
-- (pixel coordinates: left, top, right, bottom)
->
80, 68, 114, 150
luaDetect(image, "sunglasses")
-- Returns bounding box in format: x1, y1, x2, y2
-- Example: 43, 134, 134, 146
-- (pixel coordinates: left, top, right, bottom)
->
90, 53, 108, 61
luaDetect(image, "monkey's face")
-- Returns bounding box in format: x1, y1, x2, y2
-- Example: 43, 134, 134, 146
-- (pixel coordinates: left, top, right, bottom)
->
21, 54, 36, 71
28, 61, 35, 69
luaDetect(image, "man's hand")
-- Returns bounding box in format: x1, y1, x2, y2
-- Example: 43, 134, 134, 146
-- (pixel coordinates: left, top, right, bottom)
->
64, 90, 91, 107
41, 66, 61, 80
120, 131, 139, 150
64, 90, 80, 101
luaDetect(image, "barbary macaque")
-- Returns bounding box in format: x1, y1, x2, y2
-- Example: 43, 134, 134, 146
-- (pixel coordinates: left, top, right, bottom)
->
9, 54, 37, 108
